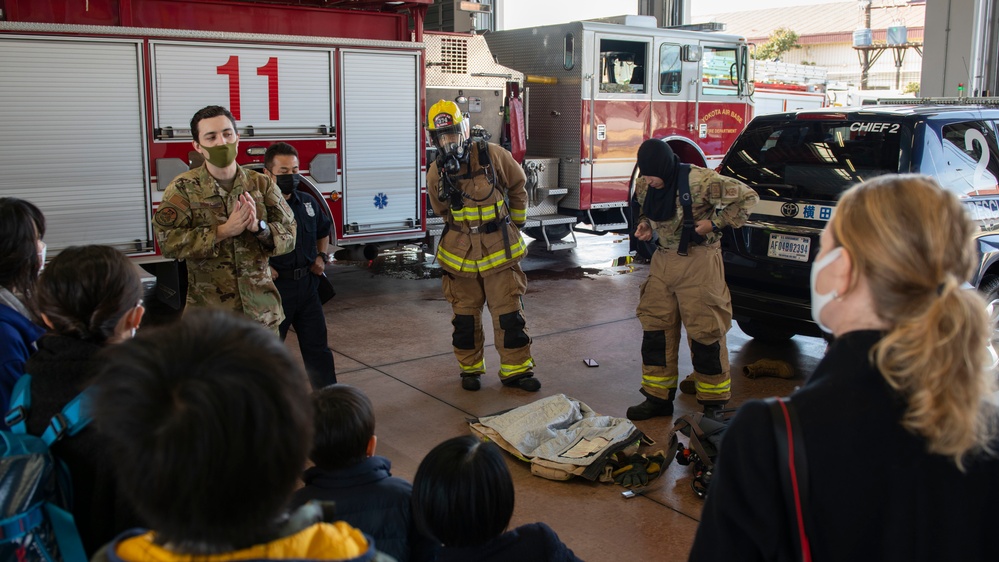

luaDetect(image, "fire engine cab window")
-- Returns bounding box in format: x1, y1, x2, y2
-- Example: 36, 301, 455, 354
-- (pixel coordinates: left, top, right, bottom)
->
932, 122, 999, 195
701, 46, 739, 96
599, 39, 646, 94
659, 44, 682, 95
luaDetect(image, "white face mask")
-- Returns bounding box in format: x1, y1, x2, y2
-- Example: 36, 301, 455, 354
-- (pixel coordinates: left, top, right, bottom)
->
810, 246, 843, 333
37, 241, 47, 274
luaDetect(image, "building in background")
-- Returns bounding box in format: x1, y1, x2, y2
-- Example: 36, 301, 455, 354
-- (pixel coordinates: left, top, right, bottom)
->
425, 0, 495, 32
694, 1, 924, 94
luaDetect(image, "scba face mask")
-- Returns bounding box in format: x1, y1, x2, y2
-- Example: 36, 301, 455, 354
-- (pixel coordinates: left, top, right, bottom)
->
809, 246, 843, 333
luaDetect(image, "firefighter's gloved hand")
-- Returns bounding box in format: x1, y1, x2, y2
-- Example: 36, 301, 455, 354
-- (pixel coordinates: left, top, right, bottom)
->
612, 454, 651, 488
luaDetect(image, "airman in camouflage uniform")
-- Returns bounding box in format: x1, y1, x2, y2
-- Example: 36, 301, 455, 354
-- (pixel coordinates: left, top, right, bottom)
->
627, 139, 759, 421
153, 106, 296, 333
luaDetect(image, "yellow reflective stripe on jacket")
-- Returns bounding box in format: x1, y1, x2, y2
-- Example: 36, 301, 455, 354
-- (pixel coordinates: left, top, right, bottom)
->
641, 374, 678, 390
695, 379, 732, 395
460, 359, 485, 374
510, 207, 527, 223
450, 200, 505, 222
500, 358, 535, 377
437, 238, 526, 274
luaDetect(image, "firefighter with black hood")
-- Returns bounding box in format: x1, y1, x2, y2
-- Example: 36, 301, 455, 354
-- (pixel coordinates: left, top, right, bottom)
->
627, 139, 758, 420
425, 100, 540, 392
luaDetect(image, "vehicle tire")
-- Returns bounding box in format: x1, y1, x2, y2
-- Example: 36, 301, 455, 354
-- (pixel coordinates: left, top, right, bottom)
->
522, 224, 572, 242
978, 275, 999, 369
736, 318, 795, 343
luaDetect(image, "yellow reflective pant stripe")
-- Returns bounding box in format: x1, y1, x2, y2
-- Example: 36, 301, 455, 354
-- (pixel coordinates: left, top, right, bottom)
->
460, 359, 485, 374
695, 379, 731, 394
500, 358, 535, 378
641, 374, 678, 390
437, 239, 526, 274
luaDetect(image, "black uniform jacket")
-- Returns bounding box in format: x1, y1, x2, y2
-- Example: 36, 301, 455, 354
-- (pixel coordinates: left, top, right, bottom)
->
690, 330, 999, 562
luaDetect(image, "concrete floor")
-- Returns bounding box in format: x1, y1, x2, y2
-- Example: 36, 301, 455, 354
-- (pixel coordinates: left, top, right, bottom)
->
283, 232, 828, 561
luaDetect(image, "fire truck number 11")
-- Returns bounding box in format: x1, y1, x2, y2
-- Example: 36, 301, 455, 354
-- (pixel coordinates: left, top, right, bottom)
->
216, 56, 280, 121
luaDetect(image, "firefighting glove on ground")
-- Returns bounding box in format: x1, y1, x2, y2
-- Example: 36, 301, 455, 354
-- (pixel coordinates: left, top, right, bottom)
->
612, 450, 668, 488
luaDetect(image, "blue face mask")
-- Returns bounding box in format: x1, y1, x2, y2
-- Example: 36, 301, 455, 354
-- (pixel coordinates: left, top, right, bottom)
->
810, 246, 843, 333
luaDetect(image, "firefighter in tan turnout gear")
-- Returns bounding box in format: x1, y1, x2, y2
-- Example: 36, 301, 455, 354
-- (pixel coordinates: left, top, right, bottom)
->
425, 100, 540, 392
627, 139, 758, 421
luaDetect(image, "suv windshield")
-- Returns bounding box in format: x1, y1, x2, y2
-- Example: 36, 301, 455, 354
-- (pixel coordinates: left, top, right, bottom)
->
721, 120, 910, 201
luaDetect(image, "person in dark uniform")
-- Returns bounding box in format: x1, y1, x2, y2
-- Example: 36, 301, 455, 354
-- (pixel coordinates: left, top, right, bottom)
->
265, 142, 336, 389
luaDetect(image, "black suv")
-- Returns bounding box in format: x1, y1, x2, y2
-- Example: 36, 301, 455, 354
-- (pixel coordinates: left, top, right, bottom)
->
718, 99, 999, 342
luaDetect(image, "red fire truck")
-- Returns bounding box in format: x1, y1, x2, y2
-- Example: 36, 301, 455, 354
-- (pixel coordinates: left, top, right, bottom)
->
0, 0, 431, 305
479, 15, 754, 249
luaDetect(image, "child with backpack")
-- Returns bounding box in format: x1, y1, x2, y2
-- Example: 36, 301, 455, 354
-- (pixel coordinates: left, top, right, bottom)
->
21, 245, 146, 555
412, 435, 584, 562
291, 385, 438, 562
89, 309, 394, 561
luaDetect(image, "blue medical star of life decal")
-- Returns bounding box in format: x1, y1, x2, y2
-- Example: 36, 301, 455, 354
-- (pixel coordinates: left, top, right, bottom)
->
374, 193, 388, 209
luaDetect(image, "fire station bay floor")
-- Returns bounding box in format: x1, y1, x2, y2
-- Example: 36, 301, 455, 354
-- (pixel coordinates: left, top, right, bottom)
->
279, 232, 827, 561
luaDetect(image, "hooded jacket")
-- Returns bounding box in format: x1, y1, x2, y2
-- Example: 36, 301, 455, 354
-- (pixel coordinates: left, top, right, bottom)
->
0, 293, 44, 426
291, 456, 437, 562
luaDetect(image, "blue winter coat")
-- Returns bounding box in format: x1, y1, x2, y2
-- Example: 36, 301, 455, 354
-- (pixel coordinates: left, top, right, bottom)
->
0, 301, 44, 428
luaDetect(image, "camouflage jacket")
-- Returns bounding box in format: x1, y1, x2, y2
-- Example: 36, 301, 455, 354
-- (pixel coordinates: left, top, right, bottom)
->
153, 164, 296, 331
636, 166, 759, 248
428, 142, 528, 278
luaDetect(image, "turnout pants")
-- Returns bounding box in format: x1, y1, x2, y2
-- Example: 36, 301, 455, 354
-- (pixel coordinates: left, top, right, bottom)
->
443, 264, 534, 381
636, 244, 733, 404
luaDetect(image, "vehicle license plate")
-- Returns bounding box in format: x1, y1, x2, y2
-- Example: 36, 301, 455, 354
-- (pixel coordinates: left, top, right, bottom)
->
767, 233, 811, 262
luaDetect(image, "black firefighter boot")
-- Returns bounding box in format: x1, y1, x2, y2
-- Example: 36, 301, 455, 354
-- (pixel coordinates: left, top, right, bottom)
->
626, 389, 675, 421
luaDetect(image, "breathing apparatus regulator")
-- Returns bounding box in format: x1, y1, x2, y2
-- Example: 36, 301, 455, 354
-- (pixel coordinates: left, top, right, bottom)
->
426, 100, 474, 210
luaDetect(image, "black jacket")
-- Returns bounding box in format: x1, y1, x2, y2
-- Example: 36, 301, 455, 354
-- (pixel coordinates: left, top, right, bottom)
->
436, 522, 583, 562
690, 330, 999, 562
291, 456, 437, 562
24, 334, 142, 556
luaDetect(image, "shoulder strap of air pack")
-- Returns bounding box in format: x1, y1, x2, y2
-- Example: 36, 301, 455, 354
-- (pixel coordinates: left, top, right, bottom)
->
676, 164, 696, 256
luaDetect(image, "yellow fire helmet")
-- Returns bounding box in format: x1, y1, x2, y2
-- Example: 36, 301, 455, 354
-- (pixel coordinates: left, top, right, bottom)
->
426, 99, 469, 150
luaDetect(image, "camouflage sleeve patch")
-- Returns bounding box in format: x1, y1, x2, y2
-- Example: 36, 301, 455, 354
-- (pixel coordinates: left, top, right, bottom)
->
155, 206, 178, 227
167, 193, 190, 211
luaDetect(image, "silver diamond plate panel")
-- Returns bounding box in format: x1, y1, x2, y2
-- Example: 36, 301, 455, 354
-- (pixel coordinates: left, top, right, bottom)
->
425, 33, 521, 89
486, 24, 585, 209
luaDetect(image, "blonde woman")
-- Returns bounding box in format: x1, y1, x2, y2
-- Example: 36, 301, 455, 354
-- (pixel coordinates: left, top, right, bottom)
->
690, 175, 999, 562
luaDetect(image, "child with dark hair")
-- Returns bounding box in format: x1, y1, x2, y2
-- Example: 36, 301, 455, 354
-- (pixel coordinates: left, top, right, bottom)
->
0, 197, 47, 424
24, 244, 146, 554
412, 435, 584, 562
90, 309, 393, 561
291, 385, 437, 562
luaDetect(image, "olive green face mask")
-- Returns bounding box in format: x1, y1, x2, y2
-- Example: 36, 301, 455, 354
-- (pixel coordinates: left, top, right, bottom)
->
201, 141, 238, 168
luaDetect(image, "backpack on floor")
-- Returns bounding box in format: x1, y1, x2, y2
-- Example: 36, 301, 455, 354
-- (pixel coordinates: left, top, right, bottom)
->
1, 375, 91, 562
671, 412, 730, 498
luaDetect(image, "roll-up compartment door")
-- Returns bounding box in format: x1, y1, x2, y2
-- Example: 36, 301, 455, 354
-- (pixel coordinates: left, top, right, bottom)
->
340, 50, 420, 234
0, 37, 149, 256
